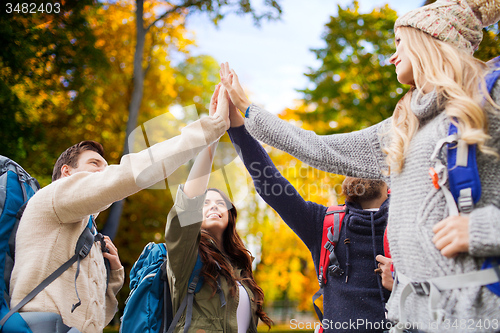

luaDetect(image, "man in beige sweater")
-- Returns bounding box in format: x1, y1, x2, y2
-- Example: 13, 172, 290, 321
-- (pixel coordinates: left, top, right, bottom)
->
9, 90, 229, 332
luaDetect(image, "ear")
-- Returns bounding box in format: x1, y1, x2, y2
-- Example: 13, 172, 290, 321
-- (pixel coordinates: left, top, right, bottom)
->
60, 164, 72, 178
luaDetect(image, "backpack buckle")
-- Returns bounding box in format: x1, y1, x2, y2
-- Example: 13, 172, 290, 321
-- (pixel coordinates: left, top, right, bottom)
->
328, 264, 344, 277
79, 244, 90, 258
410, 281, 430, 296
323, 241, 335, 253
458, 188, 473, 214
188, 280, 198, 293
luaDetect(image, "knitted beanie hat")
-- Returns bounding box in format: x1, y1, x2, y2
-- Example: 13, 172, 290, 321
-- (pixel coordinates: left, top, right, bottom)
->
395, 0, 500, 54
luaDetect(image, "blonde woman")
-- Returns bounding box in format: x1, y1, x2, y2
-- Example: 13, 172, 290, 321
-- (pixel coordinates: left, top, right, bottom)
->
219, 0, 500, 331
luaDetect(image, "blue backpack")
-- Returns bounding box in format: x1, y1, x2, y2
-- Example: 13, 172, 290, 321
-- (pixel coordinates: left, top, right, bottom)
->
0, 156, 40, 332
0, 156, 107, 332
445, 57, 500, 296
120, 242, 215, 333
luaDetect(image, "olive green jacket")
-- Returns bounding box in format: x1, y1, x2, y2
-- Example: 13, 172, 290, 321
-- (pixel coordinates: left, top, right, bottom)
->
165, 185, 259, 333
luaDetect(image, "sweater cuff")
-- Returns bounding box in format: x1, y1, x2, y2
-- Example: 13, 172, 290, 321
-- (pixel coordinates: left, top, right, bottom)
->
109, 266, 125, 294
174, 184, 207, 227
227, 124, 246, 137
199, 113, 226, 142
468, 205, 500, 257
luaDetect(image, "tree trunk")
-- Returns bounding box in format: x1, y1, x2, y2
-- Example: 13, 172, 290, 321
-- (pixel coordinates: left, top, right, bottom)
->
102, 0, 147, 239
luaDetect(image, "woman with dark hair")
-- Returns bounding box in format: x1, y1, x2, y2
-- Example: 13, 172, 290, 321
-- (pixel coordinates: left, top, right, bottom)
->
164, 85, 271, 333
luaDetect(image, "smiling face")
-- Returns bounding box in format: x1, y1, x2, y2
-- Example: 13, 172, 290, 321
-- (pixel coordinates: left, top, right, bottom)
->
201, 190, 230, 237
390, 29, 415, 86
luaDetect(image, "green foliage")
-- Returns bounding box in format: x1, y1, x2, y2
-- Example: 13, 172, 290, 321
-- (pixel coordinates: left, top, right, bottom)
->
0, 0, 109, 169
175, 55, 221, 116
177, 0, 282, 26
299, 1, 404, 134
475, 24, 500, 61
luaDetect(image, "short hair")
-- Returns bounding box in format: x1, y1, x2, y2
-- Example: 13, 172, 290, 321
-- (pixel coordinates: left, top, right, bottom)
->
342, 177, 386, 204
52, 140, 104, 181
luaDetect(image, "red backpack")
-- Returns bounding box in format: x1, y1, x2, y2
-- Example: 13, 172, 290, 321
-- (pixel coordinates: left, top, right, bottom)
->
313, 205, 391, 332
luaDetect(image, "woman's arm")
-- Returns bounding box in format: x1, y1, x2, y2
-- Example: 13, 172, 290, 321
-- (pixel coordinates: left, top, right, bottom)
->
220, 62, 389, 181
165, 84, 228, 293
227, 107, 326, 253
183, 84, 227, 198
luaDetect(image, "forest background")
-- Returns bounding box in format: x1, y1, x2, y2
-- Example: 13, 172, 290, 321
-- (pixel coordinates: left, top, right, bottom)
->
1, 0, 499, 330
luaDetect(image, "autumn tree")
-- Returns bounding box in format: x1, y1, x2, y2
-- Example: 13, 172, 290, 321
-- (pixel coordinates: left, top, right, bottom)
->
104, 0, 283, 238
297, 1, 400, 135
80, 2, 241, 320
0, 0, 110, 184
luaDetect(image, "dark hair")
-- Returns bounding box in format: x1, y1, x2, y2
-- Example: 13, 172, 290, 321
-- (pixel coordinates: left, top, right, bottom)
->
198, 188, 272, 328
52, 140, 104, 181
342, 177, 386, 204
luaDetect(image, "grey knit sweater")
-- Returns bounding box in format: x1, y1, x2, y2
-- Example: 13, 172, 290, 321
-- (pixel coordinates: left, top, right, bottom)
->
244, 82, 500, 332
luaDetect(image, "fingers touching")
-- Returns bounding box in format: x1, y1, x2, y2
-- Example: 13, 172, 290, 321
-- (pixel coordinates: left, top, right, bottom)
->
219, 62, 251, 112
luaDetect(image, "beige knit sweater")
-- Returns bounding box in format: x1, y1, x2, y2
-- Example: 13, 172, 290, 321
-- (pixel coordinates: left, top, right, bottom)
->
10, 114, 226, 332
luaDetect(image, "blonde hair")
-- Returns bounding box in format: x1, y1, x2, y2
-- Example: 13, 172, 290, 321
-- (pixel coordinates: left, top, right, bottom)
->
383, 27, 499, 173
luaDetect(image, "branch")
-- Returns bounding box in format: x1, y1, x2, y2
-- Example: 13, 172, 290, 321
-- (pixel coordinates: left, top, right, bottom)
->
145, 0, 204, 33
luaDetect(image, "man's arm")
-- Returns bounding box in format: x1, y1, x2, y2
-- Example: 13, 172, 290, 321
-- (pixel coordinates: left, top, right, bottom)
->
52, 114, 226, 224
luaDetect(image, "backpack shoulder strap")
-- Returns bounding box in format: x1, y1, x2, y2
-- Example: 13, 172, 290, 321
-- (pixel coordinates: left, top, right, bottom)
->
0, 226, 96, 328
313, 205, 346, 324
446, 57, 500, 214
166, 253, 206, 333
160, 258, 172, 333
318, 205, 346, 286
188, 254, 204, 293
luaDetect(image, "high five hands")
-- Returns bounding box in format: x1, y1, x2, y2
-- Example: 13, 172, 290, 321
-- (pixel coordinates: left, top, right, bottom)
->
219, 62, 251, 118
211, 82, 230, 130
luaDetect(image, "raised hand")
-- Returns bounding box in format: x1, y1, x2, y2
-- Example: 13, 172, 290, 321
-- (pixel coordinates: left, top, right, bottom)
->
209, 83, 221, 116
215, 84, 230, 130
220, 62, 251, 113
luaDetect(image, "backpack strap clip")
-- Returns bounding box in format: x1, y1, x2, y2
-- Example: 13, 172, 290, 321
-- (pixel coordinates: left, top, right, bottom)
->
323, 241, 334, 253
457, 188, 473, 214
187, 276, 199, 294
328, 264, 344, 277
409, 281, 430, 296
318, 267, 324, 288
